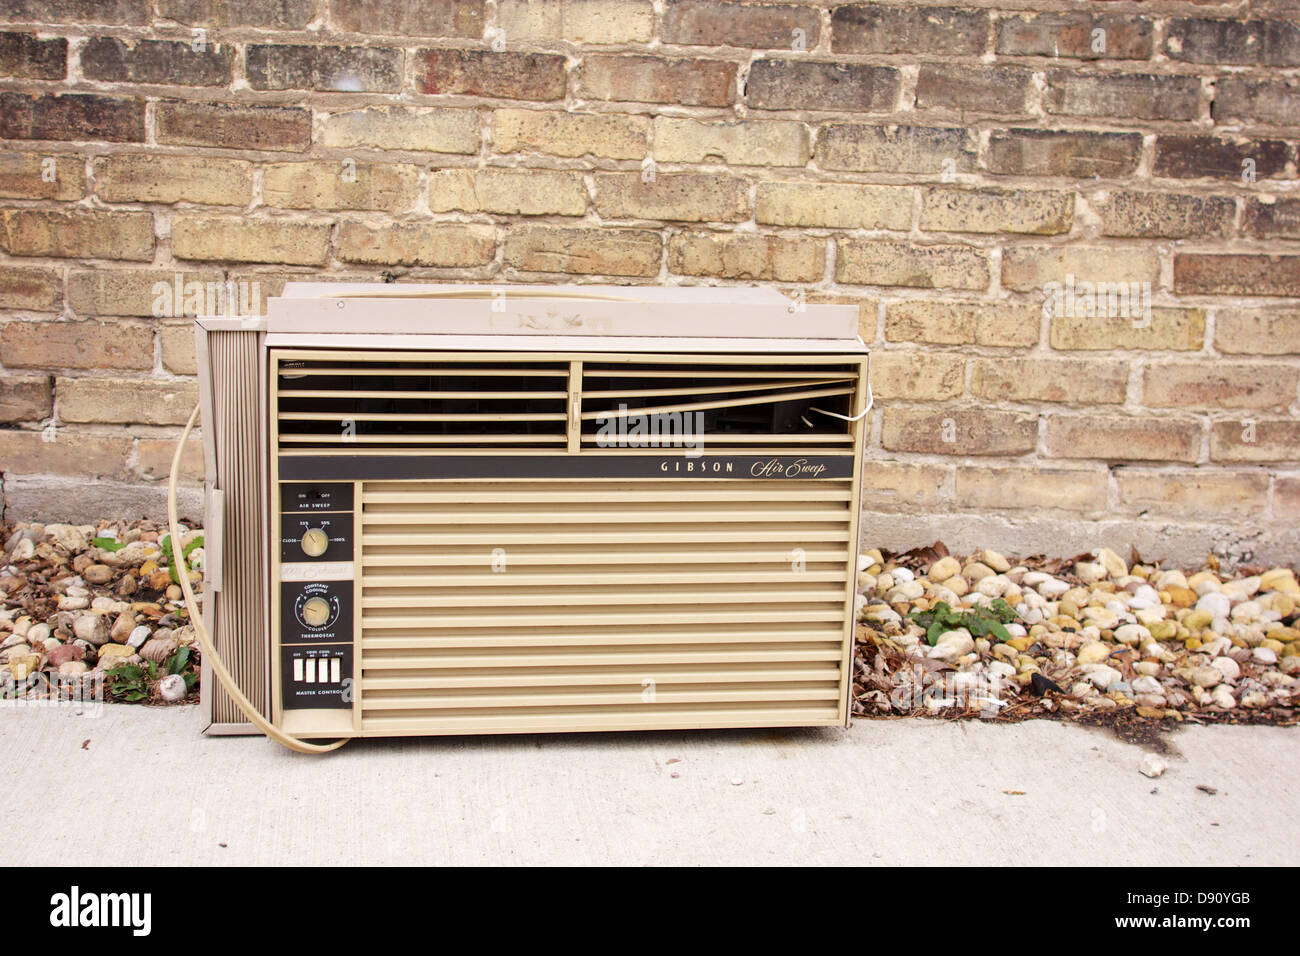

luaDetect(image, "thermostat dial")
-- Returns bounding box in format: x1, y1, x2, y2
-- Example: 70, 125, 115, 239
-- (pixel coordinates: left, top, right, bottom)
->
295, 593, 340, 630
300, 528, 330, 558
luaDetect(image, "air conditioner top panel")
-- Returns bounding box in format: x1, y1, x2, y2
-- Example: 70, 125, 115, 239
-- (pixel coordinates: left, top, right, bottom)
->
263, 283, 863, 349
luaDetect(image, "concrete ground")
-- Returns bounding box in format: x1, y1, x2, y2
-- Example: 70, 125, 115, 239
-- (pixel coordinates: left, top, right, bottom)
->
1, 704, 1293, 866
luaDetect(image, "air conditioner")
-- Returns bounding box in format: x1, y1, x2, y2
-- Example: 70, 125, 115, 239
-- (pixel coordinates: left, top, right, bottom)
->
189, 284, 869, 744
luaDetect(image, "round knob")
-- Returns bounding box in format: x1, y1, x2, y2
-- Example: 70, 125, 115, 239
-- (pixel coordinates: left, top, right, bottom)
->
301, 596, 331, 628
300, 528, 329, 558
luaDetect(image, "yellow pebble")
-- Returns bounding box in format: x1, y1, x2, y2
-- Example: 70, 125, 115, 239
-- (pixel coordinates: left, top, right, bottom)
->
1184, 637, 1202, 650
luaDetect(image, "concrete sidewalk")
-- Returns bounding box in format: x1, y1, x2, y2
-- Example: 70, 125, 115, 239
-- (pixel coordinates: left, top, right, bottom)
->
1, 705, 1293, 866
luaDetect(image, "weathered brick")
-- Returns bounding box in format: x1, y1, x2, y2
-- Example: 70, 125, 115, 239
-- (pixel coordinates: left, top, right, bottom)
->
0, 319, 153, 370
972, 357, 1127, 404
172, 216, 331, 266
328, 0, 482, 36
832, 5, 988, 55
881, 408, 1037, 456
1092, 190, 1235, 239
94, 154, 252, 205
995, 13, 1153, 60
985, 128, 1142, 178
921, 187, 1073, 235
1212, 76, 1300, 127
156, 100, 310, 152
915, 66, 1033, 115
320, 106, 479, 154
1164, 17, 1300, 66
160, 0, 315, 27
498, 0, 653, 43
1143, 362, 1297, 410
837, 241, 989, 290
1215, 309, 1300, 355
0, 266, 61, 311
1243, 197, 1300, 239
0, 152, 84, 201
1275, 476, 1300, 518
0, 32, 66, 78
1210, 420, 1300, 463
663, 1, 820, 49
1175, 254, 1300, 298
955, 466, 1107, 512
1046, 414, 1200, 462
264, 161, 421, 211
756, 182, 912, 230
0, 429, 131, 480
816, 123, 975, 174
427, 168, 587, 216
0, 209, 153, 260
335, 222, 495, 267
1044, 70, 1201, 121
594, 173, 749, 223
0, 1, 147, 25
135, 437, 203, 481
746, 59, 898, 112
417, 49, 566, 100
1115, 468, 1270, 519
667, 232, 823, 282
159, 323, 197, 374
860, 461, 949, 510
248, 43, 401, 93
868, 352, 964, 401
67, 268, 223, 317
653, 118, 808, 166
58, 377, 199, 425
0, 374, 51, 422
1002, 246, 1160, 292
492, 109, 646, 159
1050, 308, 1205, 351
1154, 135, 1290, 181
885, 301, 1039, 348
0, 92, 143, 143
581, 54, 733, 107
80, 37, 231, 86
504, 226, 661, 277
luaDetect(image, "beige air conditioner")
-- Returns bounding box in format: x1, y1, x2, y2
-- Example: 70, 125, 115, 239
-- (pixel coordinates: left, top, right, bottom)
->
192, 284, 869, 742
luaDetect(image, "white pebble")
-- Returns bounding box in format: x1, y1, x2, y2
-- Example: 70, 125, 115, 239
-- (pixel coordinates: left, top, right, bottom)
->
1196, 592, 1231, 619
1139, 753, 1167, 778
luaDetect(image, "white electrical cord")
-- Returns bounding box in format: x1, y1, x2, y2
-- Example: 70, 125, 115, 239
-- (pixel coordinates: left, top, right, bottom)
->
808, 379, 874, 423
168, 404, 347, 755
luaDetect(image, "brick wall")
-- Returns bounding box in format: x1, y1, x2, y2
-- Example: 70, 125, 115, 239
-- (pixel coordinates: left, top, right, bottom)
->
1, 0, 1298, 563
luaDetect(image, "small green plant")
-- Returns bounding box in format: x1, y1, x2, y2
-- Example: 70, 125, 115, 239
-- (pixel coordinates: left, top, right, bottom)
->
908, 598, 1020, 646
159, 533, 204, 584
166, 646, 200, 692
92, 536, 125, 553
105, 661, 157, 701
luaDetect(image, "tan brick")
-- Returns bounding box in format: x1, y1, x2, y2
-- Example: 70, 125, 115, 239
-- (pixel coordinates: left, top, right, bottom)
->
881, 408, 1037, 456
1115, 469, 1270, 519
955, 466, 1107, 513
1002, 246, 1160, 292
416, 48, 565, 100
1051, 307, 1205, 351
328, 0, 482, 37
817, 123, 976, 174
0, 428, 131, 479
921, 187, 1074, 236
0, 209, 153, 261
837, 241, 989, 291
156, 100, 310, 152
335, 222, 495, 267
1210, 419, 1300, 463
860, 461, 949, 509
756, 182, 911, 230
262, 161, 420, 211
1046, 414, 1200, 462
503, 225, 661, 277
1175, 254, 1300, 298
1143, 362, 1297, 411
57, 376, 199, 425
1215, 310, 1300, 356
93, 154, 252, 205
68, 268, 222, 317
985, 128, 1143, 178
868, 352, 964, 401
1044, 70, 1200, 121
159, 323, 196, 374
1092, 190, 1235, 239
0, 374, 52, 423
884, 301, 1039, 348
135, 437, 203, 482
497, 0, 654, 43
653, 118, 808, 167
320, 106, 480, 154
594, 172, 748, 223
172, 215, 331, 265
972, 357, 1127, 404
427, 168, 587, 216
0, 319, 153, 370
1276, 476, 1300, 518
0, 265, 61, 311
580, 54, 735, 107
492, 109, 647, 159
0, 152, 84, 201
664, 0, 821, 49
667, 232, 822, 282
